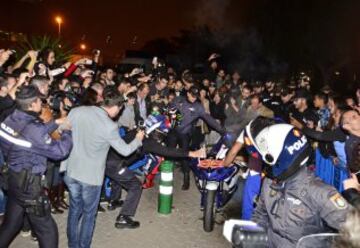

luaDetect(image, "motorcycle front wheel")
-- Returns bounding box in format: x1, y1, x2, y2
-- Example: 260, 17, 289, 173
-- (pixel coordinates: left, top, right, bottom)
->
203, 189, 216, 232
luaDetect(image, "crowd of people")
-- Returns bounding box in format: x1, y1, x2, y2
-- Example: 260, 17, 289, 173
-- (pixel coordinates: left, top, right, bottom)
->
0, 47, 359, 248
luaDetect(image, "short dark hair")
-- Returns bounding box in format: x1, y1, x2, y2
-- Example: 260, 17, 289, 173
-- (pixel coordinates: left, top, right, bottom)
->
182, 72, 193, 84
137, 83, 148, 92
102, 86, 125, 107
329, 95, 346, 110
115, 79, 131, 88
250, 94, 262, 102
188, 86, 200, 98
15, 85, 40, 110
126, 91, 136, 99
242, 85, 252, 92
168, 89, 176, 97
314, 92, 328, 104
280, 87, 292, 97
80, 88, 98, 106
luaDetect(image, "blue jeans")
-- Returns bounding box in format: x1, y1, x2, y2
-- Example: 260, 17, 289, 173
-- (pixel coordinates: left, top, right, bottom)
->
241, 172, 261, 220
64, 175, 102, 248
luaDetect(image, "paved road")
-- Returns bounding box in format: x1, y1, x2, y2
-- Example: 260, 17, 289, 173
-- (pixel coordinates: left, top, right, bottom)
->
10, 168, 241, 248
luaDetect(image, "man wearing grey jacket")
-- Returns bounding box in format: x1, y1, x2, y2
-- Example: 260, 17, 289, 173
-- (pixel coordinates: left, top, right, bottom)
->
64, 86, 144, 248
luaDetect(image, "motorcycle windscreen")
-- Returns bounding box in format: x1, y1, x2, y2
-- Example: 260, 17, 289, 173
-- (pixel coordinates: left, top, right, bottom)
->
295, 233, 340, 248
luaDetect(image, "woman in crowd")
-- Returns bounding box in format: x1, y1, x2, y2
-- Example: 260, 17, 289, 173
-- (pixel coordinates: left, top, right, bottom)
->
210, 90, 226, 126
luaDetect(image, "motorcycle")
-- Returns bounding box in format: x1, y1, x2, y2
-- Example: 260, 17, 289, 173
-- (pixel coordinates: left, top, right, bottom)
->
189, 134, 242, 232
120, 125, 164, 189
127, 153, 163, 189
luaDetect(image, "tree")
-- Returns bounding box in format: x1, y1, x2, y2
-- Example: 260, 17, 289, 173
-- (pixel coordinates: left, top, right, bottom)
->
16, 35, 73, 66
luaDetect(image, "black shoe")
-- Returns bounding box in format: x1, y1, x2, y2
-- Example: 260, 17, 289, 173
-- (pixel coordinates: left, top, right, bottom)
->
115, 215, 140, 229
97, 205, 106, 213
182, 173, 190, 190
181, 183, 190, 190
107, 200, 124, 211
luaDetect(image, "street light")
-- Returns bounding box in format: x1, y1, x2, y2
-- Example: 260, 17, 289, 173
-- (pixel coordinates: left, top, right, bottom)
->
55, 16, 63, 37
80, 43, 87, 51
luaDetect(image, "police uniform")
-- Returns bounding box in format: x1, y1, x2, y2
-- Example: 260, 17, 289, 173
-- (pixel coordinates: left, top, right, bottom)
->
0, 86, 72, 248
238, 117, 352, 248
252, 167, 350, 248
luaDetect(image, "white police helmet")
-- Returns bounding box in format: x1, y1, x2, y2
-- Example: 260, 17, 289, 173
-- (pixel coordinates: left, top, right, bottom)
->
243, 117, 311, 181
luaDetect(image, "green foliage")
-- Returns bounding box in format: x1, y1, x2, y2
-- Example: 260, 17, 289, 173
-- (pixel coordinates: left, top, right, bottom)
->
16, 35, 73, 65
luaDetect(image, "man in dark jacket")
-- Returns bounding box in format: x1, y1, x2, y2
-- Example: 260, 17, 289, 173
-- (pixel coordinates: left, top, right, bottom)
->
167, 86, 226, 190
0, 85, 72, 248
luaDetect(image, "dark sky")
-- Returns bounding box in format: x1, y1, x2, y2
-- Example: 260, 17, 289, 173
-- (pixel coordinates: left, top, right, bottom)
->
0, 0, 248, 55
2, 0, 360, 65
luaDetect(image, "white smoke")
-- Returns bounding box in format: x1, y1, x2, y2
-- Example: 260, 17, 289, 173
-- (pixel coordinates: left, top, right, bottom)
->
194, 0, 232, 29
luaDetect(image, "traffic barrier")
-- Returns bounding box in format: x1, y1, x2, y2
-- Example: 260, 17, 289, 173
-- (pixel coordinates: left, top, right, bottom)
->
315, 149, 348, 192
158, 160, 174, 214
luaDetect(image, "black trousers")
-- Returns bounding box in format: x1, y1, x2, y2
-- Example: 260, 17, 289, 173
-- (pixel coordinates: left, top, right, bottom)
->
105, 163, 142, 216
0, 173, 58, 248
190, 126, 205, 150
166, 130, 191, 174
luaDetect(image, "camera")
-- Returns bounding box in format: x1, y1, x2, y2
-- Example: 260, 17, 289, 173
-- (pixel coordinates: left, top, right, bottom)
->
137, 120, 146, 131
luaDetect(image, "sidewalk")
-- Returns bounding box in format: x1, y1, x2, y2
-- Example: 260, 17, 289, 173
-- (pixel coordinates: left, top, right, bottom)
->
11, 169, 235, 248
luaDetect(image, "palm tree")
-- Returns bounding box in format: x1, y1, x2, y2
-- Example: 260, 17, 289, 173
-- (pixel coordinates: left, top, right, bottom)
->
16, 35, 73, 66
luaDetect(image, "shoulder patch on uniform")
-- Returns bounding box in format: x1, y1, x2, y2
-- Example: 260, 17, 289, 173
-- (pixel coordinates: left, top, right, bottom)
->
270, 189, 277, 197
330, 193, 348, 209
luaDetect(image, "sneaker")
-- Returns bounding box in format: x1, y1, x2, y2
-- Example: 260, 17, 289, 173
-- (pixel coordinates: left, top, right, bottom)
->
107, 200, 124, 211
97, 205, 106, 213
115, 215, 140, 229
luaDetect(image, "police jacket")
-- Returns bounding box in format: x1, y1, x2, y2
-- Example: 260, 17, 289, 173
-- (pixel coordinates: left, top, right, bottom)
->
0, 109, 72, 174
171, 97, 225, 135
252, 167, 351, 248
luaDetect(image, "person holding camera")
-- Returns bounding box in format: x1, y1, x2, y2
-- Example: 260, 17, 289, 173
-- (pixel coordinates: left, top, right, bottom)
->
0, 85, 72, 248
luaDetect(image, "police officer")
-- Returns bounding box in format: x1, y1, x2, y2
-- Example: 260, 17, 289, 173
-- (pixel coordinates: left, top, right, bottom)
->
224, 117, 351, 248
0, 85, 72, 248
167, 86, 226, 190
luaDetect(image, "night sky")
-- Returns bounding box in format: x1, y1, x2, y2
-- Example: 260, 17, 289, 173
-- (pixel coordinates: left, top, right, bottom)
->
1, 0, 360, 69
0, 0, 248, 53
